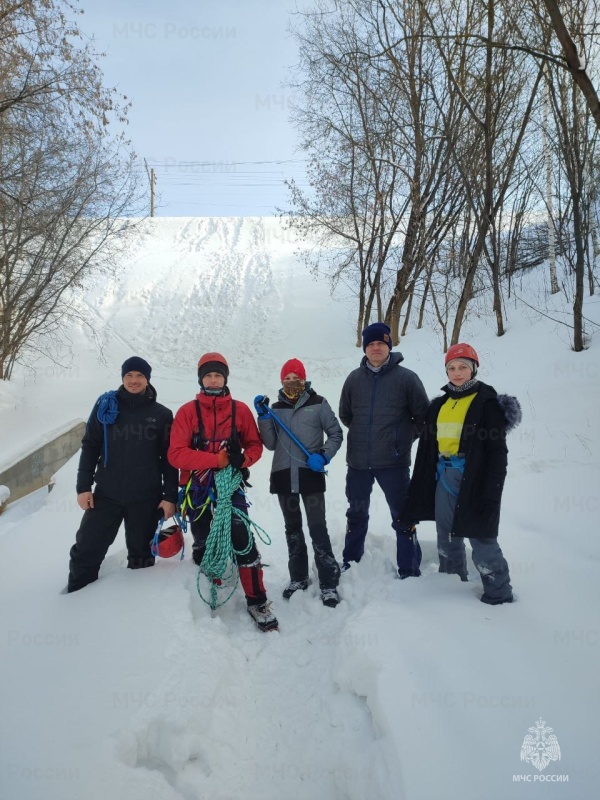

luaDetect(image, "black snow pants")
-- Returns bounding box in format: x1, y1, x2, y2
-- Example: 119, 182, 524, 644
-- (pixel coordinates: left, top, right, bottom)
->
68, 493, 159, 592
278, 491, 340, 590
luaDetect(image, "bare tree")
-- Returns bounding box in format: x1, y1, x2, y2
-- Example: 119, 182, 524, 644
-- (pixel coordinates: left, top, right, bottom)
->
415, 0, 545, 342
540, 0, 600, 130
285, 2, 410, 344
0, 111, 139, 378
285, 0, 466, 344
534, 0, 600, 350
0, 0, 140, 378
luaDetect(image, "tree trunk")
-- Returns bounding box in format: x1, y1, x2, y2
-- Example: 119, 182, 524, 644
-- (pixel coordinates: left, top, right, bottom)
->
543, 85, 560, 293
417, 281, 429, 329
401, 282, 415, 337
572, 200, 586, 350
492, 266, 505, 336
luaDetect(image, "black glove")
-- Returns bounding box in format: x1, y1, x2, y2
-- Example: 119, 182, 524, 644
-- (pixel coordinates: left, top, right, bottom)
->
228, 451, 245, 469
241, 467, 252, 487
227, 438, 244, 469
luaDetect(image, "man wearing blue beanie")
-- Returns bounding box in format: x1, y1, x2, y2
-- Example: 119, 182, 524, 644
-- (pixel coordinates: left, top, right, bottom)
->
65, 356, 178, 592
339, 322, 429, 578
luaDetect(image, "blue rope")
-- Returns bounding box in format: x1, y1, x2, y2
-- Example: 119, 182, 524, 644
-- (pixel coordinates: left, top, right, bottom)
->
96, 390, 119, 466
263, 403, 327, 474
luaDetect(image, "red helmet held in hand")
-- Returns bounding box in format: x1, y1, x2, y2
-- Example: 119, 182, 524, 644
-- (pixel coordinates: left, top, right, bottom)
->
151, 524, 184, 558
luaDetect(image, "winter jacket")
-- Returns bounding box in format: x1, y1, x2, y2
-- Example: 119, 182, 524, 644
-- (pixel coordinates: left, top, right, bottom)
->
76, 384, 178, 504
168, 390, 262, 485
258, 385, 343, 494
339, 351, 429, 470
404, 381, 522, 538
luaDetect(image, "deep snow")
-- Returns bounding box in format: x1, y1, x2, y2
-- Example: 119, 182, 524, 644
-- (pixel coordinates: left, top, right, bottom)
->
0, 217, 598, 800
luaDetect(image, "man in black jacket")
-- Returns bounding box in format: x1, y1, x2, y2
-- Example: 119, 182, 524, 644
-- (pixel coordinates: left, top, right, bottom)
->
66, 357, 178, 592
339, 323, 429, 578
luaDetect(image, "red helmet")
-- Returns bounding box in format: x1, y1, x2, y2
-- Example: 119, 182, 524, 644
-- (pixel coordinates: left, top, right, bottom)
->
151, 524, 184, 558
445, 343, 479, 367
198, 352, 228, 370
197, 352, 229, 385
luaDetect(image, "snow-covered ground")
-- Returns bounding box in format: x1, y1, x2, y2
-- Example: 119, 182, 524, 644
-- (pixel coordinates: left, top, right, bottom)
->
0, 217, 598, 800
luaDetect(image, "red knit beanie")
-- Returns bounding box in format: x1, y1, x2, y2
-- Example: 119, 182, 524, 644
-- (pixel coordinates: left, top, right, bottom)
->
280, 358, 306, 382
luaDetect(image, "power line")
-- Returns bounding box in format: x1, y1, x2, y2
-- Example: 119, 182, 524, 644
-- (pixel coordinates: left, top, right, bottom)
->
135, 158, 308, 169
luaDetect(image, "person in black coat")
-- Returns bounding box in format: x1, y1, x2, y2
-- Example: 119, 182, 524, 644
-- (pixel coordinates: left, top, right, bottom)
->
66, 357, 178, 592
404, 344, 521, 604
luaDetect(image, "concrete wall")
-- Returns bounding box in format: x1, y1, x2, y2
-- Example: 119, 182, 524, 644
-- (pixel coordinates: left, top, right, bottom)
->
0, 419, 85, 505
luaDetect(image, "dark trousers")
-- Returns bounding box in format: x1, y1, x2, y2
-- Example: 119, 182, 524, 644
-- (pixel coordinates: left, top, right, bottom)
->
343, 465, 422, 576
191, 491, 266, 606
68, 494, 158, 592
278, 492, 340, 590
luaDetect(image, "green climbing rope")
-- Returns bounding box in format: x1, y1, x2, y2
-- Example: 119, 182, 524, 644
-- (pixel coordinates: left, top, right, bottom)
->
196, 465, 272, 610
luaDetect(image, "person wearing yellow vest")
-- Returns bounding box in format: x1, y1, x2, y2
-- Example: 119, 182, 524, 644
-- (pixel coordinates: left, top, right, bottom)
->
404, 344, 521, 604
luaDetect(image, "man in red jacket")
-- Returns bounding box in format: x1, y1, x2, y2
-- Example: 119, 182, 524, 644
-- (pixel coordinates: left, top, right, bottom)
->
168, 352, 278, 631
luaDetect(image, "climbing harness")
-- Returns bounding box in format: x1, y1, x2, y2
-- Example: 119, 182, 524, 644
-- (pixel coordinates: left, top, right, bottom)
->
180, 398, 240, 522
96, 390, 119, 466
180, 469, 217, 522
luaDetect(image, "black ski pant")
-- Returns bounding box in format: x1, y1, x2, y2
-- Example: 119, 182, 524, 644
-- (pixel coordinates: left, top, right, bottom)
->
278, 491, 340, 590
68, 493, 159, 592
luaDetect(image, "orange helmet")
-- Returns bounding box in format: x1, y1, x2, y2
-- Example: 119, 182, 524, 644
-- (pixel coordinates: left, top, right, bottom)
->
197, 352, 229, 384
445, 343, 479, 367
198, 352, 228, 370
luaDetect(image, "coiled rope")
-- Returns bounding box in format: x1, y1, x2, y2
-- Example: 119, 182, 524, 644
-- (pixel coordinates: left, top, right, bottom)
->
196, 465, 271, 610
96, 391, 119, 466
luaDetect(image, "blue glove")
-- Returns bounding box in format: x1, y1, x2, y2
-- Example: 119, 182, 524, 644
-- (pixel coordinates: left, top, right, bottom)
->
253, 395, 270, 419
306, 452, 330, 472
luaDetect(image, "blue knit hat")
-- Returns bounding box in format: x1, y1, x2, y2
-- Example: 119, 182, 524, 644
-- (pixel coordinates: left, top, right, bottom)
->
362, 322, 392, 351
121, 356, 151, 381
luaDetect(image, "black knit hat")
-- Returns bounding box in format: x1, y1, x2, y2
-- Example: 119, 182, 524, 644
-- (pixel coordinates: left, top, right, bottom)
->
362, 322, 392, 351
121, 356, 151, 381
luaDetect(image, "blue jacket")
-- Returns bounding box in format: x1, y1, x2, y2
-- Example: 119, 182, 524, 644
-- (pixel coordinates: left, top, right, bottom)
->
339, 351, 429, 469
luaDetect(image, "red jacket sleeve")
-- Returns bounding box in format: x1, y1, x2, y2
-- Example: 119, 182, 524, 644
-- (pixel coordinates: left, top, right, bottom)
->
237, 402, 263, 467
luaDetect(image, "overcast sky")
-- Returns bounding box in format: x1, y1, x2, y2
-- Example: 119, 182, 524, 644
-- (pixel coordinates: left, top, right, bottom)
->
80, 0, 308, 216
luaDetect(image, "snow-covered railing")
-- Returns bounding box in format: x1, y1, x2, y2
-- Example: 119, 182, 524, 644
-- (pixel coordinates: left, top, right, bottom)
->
0, 419, 85, 505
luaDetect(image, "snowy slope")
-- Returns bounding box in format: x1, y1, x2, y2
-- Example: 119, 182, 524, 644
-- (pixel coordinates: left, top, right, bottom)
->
0, 217, 598, 800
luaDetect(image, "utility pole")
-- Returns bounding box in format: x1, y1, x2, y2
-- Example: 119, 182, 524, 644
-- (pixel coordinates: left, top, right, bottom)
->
143, 159, 156, 217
